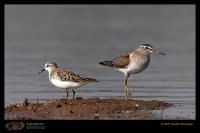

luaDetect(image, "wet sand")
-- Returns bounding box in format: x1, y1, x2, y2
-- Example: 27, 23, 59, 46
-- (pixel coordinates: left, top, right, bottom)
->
4, 97, 176, 120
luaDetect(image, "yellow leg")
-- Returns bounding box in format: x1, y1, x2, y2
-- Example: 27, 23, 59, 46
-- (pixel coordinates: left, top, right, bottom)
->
124, 74, 130, 100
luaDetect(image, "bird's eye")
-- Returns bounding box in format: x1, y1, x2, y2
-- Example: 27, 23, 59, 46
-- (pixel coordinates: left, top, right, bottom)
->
46, 65, 49, 67
145, 47, 149, 49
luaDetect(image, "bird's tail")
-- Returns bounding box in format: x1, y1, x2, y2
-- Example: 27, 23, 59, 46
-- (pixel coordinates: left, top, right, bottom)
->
85, 78, 99, 82
99, 61, 113, 67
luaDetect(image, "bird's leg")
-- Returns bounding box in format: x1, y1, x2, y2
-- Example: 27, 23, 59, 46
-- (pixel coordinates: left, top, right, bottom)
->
72, 89, 75, 102
124, 74, 130, 100
64, 90, 69, 104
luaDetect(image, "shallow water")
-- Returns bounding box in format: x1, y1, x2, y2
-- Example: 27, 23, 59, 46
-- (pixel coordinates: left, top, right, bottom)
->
5, 5, 195, 119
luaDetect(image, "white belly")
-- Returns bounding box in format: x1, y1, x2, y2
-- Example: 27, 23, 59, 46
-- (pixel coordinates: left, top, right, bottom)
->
118, 60, 149, 76
50, 79, 87, 90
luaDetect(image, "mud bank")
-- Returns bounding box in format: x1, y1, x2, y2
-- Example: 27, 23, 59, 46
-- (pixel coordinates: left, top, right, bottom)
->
5, 97, 175, 120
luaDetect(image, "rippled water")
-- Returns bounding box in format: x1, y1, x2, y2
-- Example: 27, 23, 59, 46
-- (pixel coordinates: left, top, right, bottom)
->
5, 5, 195, 119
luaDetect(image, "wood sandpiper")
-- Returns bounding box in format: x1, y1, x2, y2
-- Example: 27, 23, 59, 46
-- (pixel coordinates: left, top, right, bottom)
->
99, 44, 165, 100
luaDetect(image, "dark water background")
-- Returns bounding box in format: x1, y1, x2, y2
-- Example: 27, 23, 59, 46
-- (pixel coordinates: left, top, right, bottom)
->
5, 5, 195, 119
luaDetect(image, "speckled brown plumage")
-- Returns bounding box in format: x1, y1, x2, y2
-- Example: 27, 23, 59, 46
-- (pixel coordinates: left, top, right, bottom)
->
99, 44, 161, 69
99, 44, 165, 100
99, 49, 134, 68
50, 68, 98, 83
38, 61, 98, 101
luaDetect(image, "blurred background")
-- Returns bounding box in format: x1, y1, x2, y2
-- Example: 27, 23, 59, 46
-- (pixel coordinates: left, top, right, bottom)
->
5, 5, 195, 119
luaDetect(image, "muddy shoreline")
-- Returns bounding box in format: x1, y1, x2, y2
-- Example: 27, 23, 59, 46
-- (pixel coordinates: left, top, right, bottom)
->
4, 97, 177, 120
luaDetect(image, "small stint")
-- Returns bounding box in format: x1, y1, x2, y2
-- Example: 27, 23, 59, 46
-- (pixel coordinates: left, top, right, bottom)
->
4, 97, 177, 120
38, 62, 98, 102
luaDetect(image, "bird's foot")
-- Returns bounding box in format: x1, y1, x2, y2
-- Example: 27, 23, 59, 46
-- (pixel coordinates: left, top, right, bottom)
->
125, 89, 134, 100
69, 99, 74, 105
125, 96, 129, 100
63, 98, 68, 104
64, 100, 67, 104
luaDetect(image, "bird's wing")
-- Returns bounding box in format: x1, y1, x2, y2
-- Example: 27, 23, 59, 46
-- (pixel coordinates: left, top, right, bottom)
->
51, 68, 97, 82
111, 54, 130, 68
101, 49, 133, 68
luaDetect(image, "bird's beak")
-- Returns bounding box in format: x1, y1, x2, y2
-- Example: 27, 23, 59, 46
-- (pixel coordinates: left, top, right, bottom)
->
38, 69, 45, 74
154, 50, 165, 55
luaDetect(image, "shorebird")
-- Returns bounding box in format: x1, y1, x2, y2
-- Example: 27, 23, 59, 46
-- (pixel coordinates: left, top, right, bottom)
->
38, 61, 98, 102
99, 44, 165, 100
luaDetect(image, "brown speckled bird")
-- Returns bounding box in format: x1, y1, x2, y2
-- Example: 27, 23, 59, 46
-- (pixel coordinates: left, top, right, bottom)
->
99, 44, 165, 100
38, 62, 98, 102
